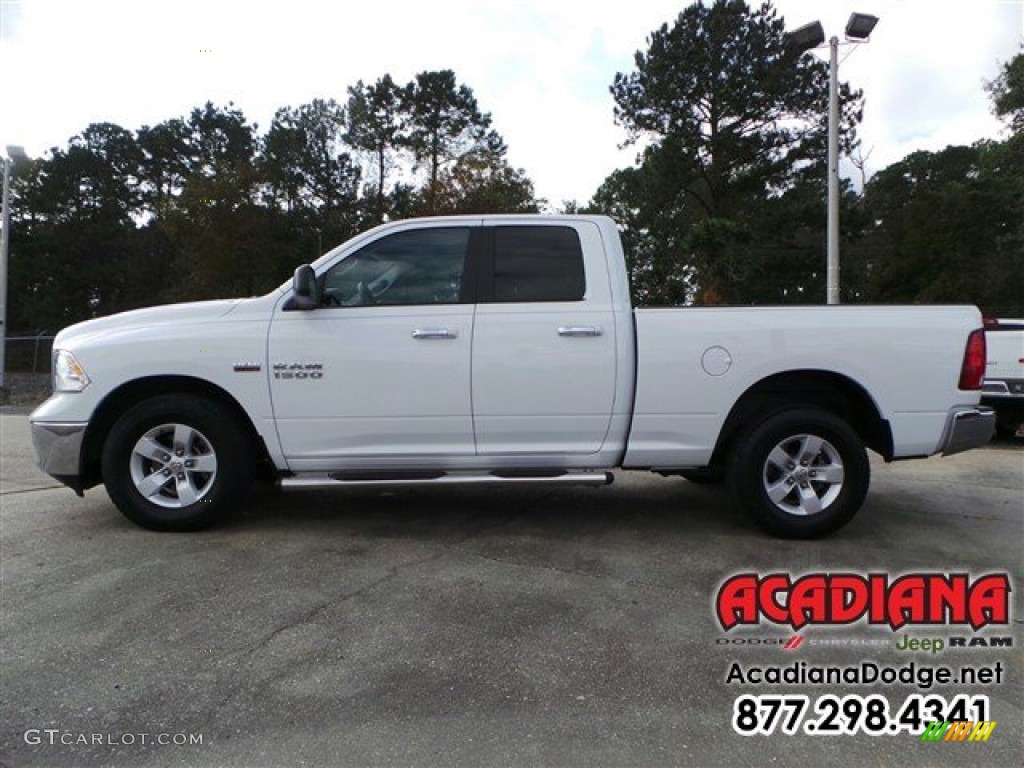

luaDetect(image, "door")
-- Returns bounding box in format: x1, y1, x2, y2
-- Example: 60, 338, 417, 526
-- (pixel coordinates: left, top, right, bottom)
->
471, 222, 618, 455
268, 226, 477, 470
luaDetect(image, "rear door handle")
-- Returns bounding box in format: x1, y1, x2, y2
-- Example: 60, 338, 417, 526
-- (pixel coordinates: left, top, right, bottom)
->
412, 328, 458, 340
558, 325, 603, 337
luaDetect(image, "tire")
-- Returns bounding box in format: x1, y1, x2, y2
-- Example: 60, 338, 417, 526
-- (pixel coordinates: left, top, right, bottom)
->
994, 417, 1021, 440
728, 408, 869, 539
101, 394, 253, 531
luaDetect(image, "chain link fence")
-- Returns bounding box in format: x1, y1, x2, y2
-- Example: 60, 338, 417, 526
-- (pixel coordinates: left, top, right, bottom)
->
2, 333, 55, 405
4, 333, 55, 374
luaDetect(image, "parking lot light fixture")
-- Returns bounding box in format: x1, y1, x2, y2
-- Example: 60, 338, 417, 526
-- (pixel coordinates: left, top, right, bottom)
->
788, 14, 880, 305
845, 13, 879, 41
787, 21, 825, 54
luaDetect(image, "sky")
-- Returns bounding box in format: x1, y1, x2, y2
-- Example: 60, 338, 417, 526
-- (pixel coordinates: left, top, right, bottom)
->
1, 0, 1021, 206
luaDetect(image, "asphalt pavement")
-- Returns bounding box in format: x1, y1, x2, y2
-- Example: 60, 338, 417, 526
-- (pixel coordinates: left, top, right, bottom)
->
1, 409, 1022, 768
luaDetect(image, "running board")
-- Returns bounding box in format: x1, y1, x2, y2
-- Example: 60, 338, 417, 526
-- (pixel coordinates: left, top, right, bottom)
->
279, 469, 614, 490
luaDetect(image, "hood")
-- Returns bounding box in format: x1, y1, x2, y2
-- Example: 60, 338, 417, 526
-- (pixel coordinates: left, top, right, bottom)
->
54, 299, 246, 348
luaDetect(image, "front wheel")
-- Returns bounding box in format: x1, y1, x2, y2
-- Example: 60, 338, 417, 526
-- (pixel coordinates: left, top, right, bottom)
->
729, 408, 869, 539
101, 394, 253, 531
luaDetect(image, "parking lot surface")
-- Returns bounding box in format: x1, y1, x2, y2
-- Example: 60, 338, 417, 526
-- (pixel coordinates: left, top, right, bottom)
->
2, 410, 1022, 767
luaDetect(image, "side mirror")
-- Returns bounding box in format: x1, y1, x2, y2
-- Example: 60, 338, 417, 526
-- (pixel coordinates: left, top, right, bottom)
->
285, 264, 320, 311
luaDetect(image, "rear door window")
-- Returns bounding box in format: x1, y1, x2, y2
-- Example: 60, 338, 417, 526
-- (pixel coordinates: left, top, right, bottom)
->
489, 226, 585, 303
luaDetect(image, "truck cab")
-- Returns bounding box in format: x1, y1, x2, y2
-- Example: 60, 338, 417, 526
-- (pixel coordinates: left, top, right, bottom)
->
268, 216, 634, 470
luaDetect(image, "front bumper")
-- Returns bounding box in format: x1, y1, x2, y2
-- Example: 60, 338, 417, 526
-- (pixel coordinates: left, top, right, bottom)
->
30, 421, 87, 490
938, 406, 996, 456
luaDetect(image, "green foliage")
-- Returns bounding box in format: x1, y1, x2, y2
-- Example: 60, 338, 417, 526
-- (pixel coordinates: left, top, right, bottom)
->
260, 98, 362, 268
7, 73, 542, 332
401, 70, 494, 214
429, 136, 540, 215
988, 49, 1024, 133
137, 118, 190, 217
594, 3, 1019, 311
344, 76, 404, 222
8, 34, 1020, 334
602, 0, 861, 304
852, 140, 1023, 316
846, 50, 1024, 317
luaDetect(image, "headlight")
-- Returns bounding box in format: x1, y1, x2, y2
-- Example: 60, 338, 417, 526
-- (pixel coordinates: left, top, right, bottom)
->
53, 349, 91, 392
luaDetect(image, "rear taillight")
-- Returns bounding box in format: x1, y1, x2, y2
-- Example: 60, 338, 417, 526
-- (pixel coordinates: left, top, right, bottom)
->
958, 329, 986, 390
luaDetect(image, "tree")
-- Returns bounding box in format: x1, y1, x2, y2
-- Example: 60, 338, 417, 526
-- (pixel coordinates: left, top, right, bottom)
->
7, 124, 157, 328
605, 0, 862, 303
29, 123, 144, 225
851, 51, 1024, 318
988, 49, 1024, 133
6, 71, 543, 333
137, 118, 190, 219
427, 131, 539, 214
261, 98, 362, 275
344, 76, 405, 222
854, 143, 1022, 315
262, 100, 360, 217
157, 103, 266, 298
587, 166, 693, 305
402, 70, 493, 214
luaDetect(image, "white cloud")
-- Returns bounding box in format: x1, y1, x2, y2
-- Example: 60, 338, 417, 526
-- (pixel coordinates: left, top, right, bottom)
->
1, 0, 1020, 203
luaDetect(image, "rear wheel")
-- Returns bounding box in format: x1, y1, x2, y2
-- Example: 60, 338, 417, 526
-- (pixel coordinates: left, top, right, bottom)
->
729, 408, 869, 538
101, 394, 253, 531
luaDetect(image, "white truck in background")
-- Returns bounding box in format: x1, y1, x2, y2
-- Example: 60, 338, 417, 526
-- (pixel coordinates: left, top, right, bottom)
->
982, 318, 1024, 437
30, 215, 994, 538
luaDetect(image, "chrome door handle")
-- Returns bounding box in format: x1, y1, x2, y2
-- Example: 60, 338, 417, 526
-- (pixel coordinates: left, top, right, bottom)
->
412, 328, 458, 340
558, 325, 603, 337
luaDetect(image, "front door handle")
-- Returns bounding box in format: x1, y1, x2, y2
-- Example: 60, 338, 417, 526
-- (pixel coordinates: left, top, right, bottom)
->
558, 325, 603, 337
412, 328, 458, 340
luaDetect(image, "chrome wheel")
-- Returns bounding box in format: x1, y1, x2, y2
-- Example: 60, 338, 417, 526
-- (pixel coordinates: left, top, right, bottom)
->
732, 408, 869, 538
128, 422, 218, 509
761, 433, 844, 517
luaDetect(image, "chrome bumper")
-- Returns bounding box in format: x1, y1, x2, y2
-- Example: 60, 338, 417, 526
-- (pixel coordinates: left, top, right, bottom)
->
30, 421, 87, 478
939, 406, 996, 456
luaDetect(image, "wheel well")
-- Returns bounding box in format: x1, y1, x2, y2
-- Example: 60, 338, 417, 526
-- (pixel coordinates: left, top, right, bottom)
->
710, 370, 893, 468
81, 376, 273, 489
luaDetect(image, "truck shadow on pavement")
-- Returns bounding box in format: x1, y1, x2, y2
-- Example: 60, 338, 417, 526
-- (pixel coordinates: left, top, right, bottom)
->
209, 476, 916, 559
233, 479, 750, 538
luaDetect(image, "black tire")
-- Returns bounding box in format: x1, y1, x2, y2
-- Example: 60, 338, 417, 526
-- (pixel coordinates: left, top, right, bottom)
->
680, 467, 725, 485
101, 394, 253, 531
994, 418, 1021, 440
728, 408, 869, 539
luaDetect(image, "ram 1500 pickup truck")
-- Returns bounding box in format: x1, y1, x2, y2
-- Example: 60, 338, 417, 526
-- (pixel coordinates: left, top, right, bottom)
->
29, 215, 995, 537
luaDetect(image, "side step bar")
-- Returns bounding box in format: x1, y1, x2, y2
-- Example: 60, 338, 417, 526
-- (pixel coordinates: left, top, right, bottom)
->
279, 469, 614, 490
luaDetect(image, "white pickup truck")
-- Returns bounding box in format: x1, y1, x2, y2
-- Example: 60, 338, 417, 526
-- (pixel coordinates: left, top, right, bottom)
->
30, 215, 994, 537
982, 318, 1024, 437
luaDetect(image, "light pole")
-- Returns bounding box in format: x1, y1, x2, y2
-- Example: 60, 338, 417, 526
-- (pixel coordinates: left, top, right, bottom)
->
1, 145, 31, 392
789, 13, 879, 305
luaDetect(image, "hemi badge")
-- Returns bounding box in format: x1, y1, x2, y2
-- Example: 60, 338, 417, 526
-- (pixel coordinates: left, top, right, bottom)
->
233, 363, 262, 373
